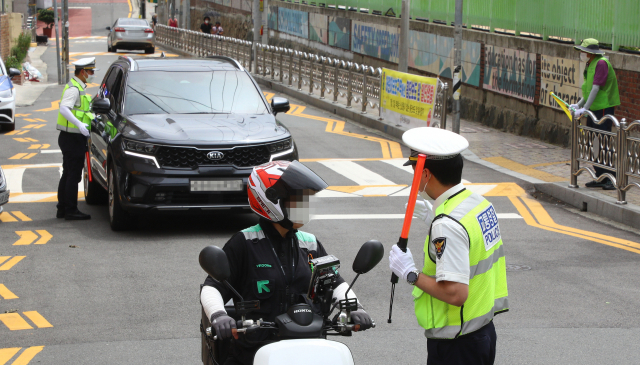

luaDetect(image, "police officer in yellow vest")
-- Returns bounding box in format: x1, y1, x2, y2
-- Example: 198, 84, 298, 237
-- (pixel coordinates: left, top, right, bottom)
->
570, 39, 621, 190
389, 128, 508, 365
56, 57, 98, 220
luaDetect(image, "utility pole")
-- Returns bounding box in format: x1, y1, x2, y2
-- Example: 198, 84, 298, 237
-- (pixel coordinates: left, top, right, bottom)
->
397, 0, 410, 72
54, 0, 62, 84
451, 0, 463, 134
252, 0, 261, 73
63, 0, 69, 83
141, 0, 146, 19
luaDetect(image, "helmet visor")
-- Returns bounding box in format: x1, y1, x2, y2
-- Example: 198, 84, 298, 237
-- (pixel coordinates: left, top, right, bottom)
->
279, 160, 328, 192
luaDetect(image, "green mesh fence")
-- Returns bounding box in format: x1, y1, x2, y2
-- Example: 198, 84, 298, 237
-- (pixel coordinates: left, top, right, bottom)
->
289, 0, 640, 50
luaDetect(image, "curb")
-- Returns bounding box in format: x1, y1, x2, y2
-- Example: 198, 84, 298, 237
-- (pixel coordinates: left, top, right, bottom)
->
534, 182, 640, 228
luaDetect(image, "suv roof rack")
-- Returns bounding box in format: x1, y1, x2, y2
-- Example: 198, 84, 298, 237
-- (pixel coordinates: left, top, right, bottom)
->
205, 55, 244, 71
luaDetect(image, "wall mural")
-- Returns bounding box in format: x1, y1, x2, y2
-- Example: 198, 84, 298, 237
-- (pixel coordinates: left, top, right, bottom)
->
351, 21, 399, 63
328, 16, 350, 50
540, 55, 584, 110
483, 45, 537, 102
309, 13, 328, 44
278, 7, 309, 39
268, 5, 278, 30
408, 31, 480, 87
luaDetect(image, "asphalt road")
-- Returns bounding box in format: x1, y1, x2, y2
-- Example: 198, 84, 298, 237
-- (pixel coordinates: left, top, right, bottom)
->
2, 11, 640, 365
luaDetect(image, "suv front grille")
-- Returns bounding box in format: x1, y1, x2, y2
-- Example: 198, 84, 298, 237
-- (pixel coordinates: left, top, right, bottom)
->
156, 145, 270, 169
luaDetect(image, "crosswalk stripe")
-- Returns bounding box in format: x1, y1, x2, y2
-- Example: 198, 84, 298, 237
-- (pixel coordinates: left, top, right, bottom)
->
318, 160, 396, 185
380, 158, 414, 174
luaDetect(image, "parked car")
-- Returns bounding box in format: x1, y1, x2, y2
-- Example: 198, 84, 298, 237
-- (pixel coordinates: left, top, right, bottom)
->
0, 166, 9, 213
86, 56, 298, 231
0, 56, 22, 132
106, 18, 155, 54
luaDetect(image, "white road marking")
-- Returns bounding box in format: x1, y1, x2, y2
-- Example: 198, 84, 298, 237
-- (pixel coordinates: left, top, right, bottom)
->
390, 184, 496, 197
4, 168, 26, 193
318, 160, 396, 186
311, 213, 521, 220
380, 158, 413, 174
41, 150, 62, 154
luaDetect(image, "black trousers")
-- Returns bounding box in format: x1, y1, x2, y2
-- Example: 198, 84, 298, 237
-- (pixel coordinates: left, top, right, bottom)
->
586, 107, 616, 180
426, 321, 497, 365
57, 131, 87, 212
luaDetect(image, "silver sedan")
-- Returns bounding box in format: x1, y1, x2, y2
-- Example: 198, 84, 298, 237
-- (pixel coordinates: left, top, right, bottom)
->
106, 18, 155, 54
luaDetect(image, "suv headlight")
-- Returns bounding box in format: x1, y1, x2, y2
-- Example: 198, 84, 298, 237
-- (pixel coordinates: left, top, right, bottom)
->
267, 138, 292, 153
0, 88, 12, 98
122, 139, 157, 154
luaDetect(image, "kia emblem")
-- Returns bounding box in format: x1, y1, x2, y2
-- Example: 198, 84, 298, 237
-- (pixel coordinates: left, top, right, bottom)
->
207, 151, 224, 160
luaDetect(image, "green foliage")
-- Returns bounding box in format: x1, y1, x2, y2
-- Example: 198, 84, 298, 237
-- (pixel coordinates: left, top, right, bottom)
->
4, 56, 21, 71
10, 33, 33, 65
38, 8, 55, 26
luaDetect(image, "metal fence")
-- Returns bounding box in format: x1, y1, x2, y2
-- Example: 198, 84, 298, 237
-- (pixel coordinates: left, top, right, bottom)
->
287, 0, 640, 51
569, 113, 640, 204
155, 25, 449, 128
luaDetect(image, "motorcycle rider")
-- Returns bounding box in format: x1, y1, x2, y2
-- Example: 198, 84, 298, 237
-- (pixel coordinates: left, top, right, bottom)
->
201, 160, 374, 365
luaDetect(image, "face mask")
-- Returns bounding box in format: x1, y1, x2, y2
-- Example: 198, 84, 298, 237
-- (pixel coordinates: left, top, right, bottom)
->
580, 53, 588, 62
418, 171, 433, 200
85, 72, 94, 83
205, 20, 209, 24
286, 194, 316, 225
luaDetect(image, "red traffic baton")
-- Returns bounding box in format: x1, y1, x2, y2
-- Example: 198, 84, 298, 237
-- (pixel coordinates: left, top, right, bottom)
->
86, 138, 93, 183
388, 153, 427, 323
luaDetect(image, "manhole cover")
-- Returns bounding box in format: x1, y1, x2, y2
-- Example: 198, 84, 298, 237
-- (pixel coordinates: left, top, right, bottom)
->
506, 264, 531, 272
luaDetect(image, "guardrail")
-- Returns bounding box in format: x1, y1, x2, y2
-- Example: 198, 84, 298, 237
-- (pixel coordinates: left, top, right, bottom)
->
569, 113, 640, 204
155, 25, 448, 128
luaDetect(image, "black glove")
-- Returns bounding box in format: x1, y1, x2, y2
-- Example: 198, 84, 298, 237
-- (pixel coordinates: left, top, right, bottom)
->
350, 309, 373, 331
210, 311, 236, 340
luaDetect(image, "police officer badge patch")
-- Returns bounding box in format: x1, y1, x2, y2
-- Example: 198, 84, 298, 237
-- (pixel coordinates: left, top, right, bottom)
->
432, 237, 446, 259
476, 204, 501, 251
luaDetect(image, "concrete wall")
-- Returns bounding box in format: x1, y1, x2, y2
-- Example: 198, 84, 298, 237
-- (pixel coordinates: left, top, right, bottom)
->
1, 13, 25, 60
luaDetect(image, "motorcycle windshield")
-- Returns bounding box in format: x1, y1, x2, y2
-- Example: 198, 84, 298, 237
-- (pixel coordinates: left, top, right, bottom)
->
280, 160, 328, 192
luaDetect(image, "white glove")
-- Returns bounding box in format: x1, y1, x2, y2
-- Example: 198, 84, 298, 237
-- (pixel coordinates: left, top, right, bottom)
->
389, 245, 417, 282
78, 123, 90, 137
405, 197, 434, 226
569, 103, 579, 110
574, 108, 586, 117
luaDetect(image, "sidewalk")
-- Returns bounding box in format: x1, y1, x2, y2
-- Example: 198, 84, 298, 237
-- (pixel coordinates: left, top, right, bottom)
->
15, 46, 56, 107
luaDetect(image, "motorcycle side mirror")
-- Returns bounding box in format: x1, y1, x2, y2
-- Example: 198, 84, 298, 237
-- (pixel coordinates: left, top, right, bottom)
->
352, 240, 384, 274
199, 245, 231, 282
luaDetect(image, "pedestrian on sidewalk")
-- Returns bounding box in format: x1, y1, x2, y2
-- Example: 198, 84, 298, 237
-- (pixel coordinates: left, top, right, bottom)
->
56, 57, 98, 221
200, 16, 212, 34
212, 21, 224, 35
388, 127, 509, 365
168, 16, 178, 28
151, 14, 158, 30
571, 38, 620, 191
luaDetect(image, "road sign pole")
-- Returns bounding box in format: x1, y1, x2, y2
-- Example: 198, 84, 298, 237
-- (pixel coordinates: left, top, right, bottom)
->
452, 0, 463, 134
398, 0, 410, 73
63, 0, 69, 83
54, 0, 62, 84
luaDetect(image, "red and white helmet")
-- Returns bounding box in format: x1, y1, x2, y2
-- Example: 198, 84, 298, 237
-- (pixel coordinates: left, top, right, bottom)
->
248, 160, 328, 227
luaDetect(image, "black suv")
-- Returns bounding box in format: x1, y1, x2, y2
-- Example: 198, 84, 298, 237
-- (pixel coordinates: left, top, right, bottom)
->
86, 56, 297, 230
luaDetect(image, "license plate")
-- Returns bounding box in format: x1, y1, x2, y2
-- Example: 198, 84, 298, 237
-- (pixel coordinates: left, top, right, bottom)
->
0, 190, 9, 205
190, 180, 243, 192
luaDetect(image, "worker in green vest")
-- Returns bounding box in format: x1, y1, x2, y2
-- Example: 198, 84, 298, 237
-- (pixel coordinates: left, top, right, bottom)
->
570, 38, 621, 190
389, 127, 509, 365
56, 57, 98, 220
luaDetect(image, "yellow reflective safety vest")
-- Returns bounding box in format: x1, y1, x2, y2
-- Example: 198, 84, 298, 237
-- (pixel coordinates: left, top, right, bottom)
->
56, 78, 94, 134
412, 188, 509, 339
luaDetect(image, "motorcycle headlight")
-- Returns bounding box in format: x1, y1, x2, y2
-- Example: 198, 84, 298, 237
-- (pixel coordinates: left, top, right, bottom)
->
122, 139, 157, 154
267, 138, 292, 153
0, 88, 12, 98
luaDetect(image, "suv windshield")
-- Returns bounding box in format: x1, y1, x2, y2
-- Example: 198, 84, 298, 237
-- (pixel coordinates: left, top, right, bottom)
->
123, 71, 269, 115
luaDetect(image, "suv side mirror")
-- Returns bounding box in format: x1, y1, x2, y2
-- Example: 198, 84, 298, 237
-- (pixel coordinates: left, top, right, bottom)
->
8, 68, 21, 77
92, 98, 111, 114
106, 26, 111, 31
353, 240, 384, 274
199, 245, 231, 282
271, 97, 290, 116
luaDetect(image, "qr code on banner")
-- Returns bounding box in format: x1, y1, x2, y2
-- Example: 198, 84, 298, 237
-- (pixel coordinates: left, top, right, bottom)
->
420, 84, 435, 105
476, 205, 501, 251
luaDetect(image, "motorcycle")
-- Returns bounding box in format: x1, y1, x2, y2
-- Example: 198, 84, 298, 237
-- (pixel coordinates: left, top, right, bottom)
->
198, 240, 384, 365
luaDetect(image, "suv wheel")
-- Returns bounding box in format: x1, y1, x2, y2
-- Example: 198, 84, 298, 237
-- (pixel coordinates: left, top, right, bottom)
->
84, 160, 107, 205
108, 165, 132, 231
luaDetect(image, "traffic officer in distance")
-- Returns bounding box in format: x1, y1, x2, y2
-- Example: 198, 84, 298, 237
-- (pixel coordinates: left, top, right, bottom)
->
56, 57, 97, 220
570, 38, 620, 191
201, 160, 373, 365
388, 127, 509, 365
